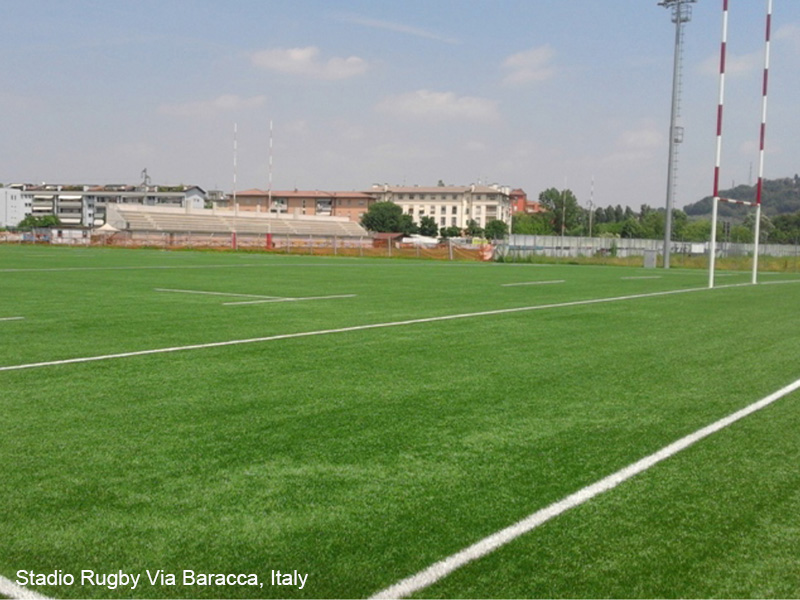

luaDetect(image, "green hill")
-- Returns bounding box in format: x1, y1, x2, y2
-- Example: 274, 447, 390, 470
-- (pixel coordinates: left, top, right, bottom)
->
684, 176, 800, 219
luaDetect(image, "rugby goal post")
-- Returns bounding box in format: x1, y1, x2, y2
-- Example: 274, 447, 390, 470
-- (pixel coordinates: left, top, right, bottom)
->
708, 0, 772, 288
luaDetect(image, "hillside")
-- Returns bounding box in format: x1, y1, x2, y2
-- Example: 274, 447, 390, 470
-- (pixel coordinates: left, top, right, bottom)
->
684, 175, 800, 219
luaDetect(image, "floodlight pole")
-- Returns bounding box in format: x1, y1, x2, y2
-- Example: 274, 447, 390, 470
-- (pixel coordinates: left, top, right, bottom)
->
659, 0, 696, 269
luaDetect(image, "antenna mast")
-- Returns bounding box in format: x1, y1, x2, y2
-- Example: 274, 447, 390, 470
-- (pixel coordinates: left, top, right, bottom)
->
268, 119, 273, 213
659, 0, 696, 269
233, 122, 238, 211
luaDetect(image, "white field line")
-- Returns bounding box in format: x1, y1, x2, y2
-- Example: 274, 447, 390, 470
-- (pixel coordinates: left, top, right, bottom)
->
0, 262, 502, 274
0, 316, 24, 322
0, 575, 51, 600
760, 278, 800, 286
0, 285, 730, 373
621, 276, 662, 280
370, 375, 800, 599
0, 264, 267, 273
154, 288, 284, 300
500, 280, 565, 287
223, 294, 357, 306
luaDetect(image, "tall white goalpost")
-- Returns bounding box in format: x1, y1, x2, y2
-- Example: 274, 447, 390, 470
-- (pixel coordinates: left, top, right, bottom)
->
708, 0, 773, 288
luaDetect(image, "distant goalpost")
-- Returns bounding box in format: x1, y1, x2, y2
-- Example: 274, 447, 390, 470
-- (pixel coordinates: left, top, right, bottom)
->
708, 0, 773, 288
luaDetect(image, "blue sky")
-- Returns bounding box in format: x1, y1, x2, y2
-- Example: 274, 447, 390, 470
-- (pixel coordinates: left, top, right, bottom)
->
2, 0, 799, 210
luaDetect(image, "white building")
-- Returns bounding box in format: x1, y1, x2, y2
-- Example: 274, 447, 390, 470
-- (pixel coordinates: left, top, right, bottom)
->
0, 187, 30, 228
368, 184, 512, 231
13, 184, 206, 227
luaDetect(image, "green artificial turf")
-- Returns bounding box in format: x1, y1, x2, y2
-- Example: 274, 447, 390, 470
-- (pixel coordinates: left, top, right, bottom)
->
1, 245, 799, 598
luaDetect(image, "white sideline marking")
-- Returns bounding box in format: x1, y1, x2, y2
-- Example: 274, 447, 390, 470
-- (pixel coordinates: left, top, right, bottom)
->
621, 276, 662, 280
370, 376, 800, 599
0, 316, 24, 322
0, 285, 718, 372
154, 288, 283, 300
223, 294, 357, 306
0, 262, 501, 274
0, 575, 51, 599
501, 280, 565, 287
761, 278, 800, 286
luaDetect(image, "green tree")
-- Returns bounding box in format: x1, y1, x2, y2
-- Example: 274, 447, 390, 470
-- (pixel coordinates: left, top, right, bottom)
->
484, 219, 509, 240
624, 206, 636, 221
641, 210, 664, 239
360, 202, 405, 232
668, 209, 688, 240
512, 213, 553, 235
399, 214, 418, 236
620, 218, 645, 239
771, 211, 800, 243
418, 215, 438, 237
743, 212, 774, 243
439, 225, 462, 238
730, 225, 753, 243
17, 215, 61, 229
465, 219, 484, 237
683, 219, 712, 242
539, 188, 581, 234
594, 207, 607, 224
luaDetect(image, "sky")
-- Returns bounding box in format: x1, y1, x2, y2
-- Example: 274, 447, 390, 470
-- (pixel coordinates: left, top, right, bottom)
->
2, 0, 799, 210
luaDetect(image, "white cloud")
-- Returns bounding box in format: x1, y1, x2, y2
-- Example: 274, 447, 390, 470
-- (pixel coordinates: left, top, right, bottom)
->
602, 123, 663, 165
375, 90, 499, 121
699, 50, 763, 77
775, 23, 800, 53
158, 94, 266, 118
336, 14, 459, 45
250, 46, 368, 80
619, 127, 662, 150
502, 45, 556, 85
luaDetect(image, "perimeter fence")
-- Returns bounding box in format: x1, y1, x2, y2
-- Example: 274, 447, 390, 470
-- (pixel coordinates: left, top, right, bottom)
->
0, 230, 485, 261
497, 234, 800, 260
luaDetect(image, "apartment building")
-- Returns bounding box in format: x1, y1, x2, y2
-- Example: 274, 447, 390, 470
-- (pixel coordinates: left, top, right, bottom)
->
0, 187, 29, 228
222, 189, 376, 223
367, 184, 513, 230
509, 188, 545, 215
4, 184, 206, 227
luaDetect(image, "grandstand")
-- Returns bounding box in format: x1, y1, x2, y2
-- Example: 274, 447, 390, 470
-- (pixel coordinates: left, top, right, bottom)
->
106, 203, 368, 238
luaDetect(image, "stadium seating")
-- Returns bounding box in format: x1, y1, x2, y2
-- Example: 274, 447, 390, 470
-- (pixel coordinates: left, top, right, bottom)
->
108, 204, 368, 238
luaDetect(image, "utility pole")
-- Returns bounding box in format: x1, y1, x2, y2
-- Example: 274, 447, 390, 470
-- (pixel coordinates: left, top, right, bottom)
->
659, 0, 696, 269
588, 176, 594, 238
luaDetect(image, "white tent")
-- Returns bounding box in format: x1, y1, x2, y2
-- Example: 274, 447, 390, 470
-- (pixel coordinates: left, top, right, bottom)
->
94, 223, 119, 234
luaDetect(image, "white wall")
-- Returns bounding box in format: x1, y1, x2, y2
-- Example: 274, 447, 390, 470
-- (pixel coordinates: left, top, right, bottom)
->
0, 188, 30, 228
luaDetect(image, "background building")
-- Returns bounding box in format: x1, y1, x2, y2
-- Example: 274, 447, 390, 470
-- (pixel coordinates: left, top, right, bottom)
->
220, 189, 376, 223
509, 188, 544, 215
368, 184, 513, 230
2, 184, 205, 227
0, 187, 29, 228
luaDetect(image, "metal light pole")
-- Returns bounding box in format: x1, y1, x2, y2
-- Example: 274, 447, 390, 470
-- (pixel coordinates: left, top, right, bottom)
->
659, 0, 696, 269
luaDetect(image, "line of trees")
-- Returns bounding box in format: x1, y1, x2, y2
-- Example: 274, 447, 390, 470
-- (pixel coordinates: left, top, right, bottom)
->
358, 189, 800, 245
360, 202, 509, 240
16, 215, 62, 229
513, 187, 800, 244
